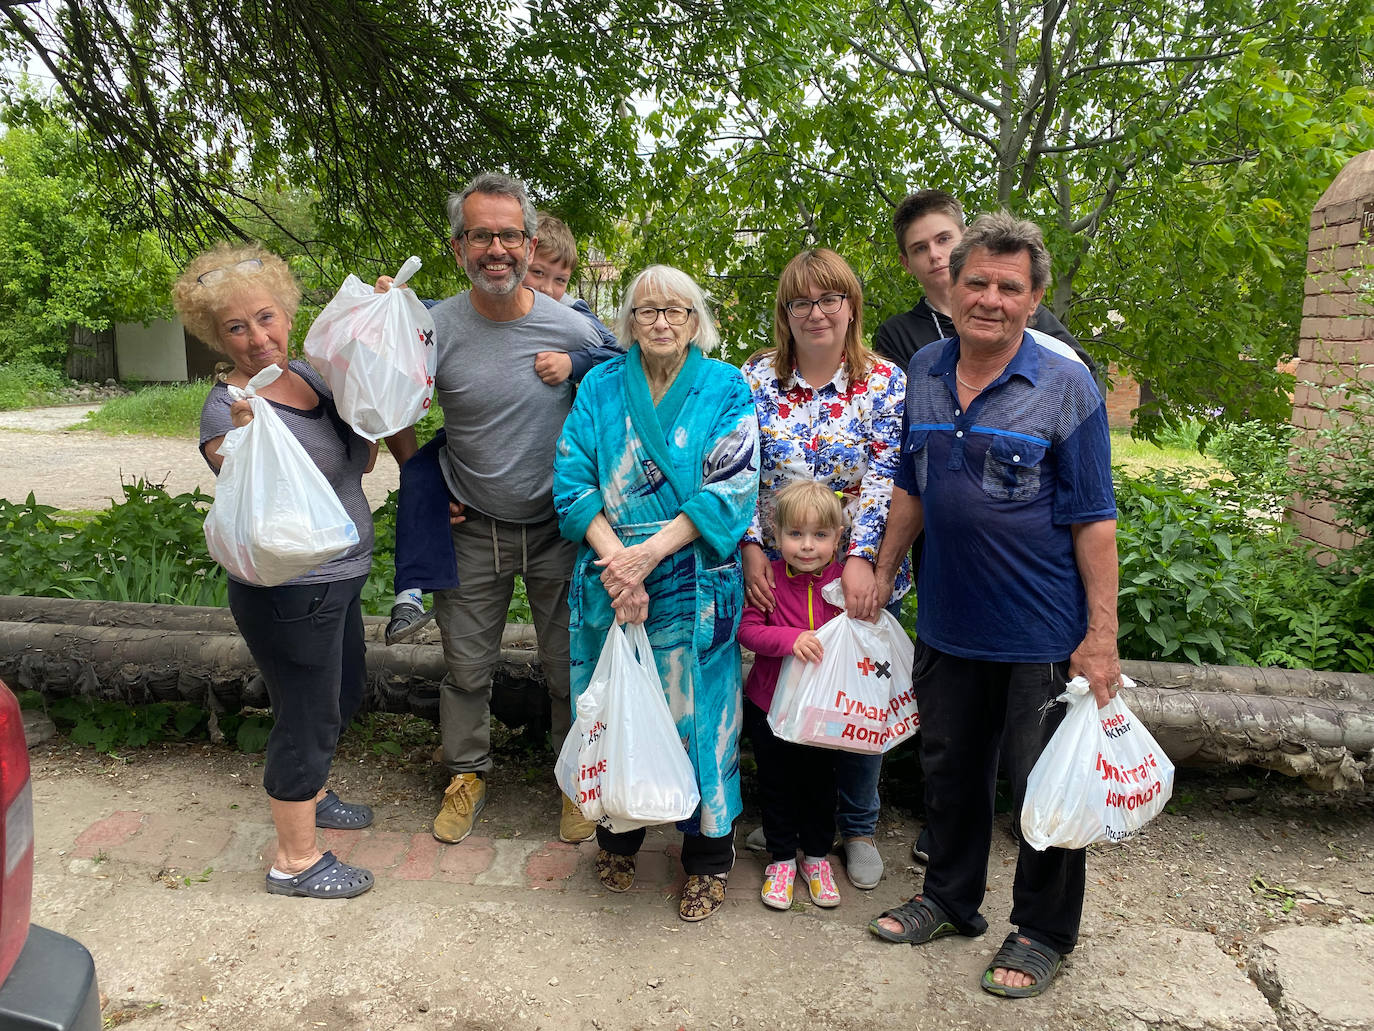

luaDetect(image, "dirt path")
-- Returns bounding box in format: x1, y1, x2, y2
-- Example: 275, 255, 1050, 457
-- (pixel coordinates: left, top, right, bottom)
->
0, 407, 399, 512
24, 726, 1374, 1031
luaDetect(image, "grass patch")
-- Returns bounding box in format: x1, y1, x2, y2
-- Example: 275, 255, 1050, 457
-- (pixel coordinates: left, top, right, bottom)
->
81, 380, 213, 436
1111, 427, 1221, 479
73, 377, 444, 443
0, 361, 66, 410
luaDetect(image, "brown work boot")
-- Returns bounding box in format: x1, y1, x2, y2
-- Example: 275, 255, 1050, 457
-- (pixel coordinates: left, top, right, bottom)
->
559, 795, 596, 843
433, 773, 486, 844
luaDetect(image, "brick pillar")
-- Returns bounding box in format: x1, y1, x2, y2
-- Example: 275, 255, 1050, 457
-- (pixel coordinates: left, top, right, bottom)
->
1290, 151, 1374, 552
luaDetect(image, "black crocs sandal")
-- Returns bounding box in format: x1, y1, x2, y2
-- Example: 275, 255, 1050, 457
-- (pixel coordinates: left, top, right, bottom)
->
868, 893, 959, 945
981, 932, 1064, 998
265, 851, 374, 899
315, 789, 374, 829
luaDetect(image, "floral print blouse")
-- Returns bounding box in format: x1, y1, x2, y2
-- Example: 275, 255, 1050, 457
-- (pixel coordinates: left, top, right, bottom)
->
741, 352, 912, 601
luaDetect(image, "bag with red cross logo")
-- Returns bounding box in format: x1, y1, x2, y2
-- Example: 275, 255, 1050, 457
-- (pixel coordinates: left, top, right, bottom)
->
303, 256, 437, 441
1021, 674, 1174, 850
767, 581, 919, 754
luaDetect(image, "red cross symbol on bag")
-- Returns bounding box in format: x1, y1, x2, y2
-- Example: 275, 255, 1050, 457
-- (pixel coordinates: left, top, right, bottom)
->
856, 657, 876, 676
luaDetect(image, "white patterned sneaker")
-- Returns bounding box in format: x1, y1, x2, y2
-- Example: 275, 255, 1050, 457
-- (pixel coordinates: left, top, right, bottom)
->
800, 858, 841, 908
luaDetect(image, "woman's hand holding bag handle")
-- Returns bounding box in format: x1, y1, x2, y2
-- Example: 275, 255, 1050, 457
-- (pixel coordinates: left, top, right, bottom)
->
203, 365, 358, 586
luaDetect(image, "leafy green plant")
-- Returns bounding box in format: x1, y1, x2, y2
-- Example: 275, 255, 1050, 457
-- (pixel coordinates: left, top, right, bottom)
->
216, 711, 274, 753
45, 697, 206, 753
343, 712, 436, 759
1114, 469, 1256, 665
0, 107, 176, 367
1207, 419, 1296, 512
361, 491, 397, 617
1113, 464, 1374, 672
0, 482, 226, 605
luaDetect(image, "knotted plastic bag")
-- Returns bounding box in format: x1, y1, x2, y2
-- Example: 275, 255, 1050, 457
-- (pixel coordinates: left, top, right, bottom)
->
1021, 674, 1174, 850
203, 365, 359, 586
555, 622, 700, 833
767, 580, 919, 754
303, 256, 437, 441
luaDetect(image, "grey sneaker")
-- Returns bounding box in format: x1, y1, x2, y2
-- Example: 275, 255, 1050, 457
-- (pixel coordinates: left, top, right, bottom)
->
385, 601, 435, 645
744, 826, 767, 853
842, 836, 883, 890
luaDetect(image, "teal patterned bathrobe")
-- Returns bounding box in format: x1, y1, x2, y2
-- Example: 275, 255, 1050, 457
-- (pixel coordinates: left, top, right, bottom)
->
554, 345, 760, 837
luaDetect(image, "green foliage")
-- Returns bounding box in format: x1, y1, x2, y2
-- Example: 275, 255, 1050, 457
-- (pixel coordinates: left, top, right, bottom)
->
81, 380, 213, 437
361, 491, 397, 618
0, 482, 225, 606
0, 1, 649, 286
41, 696, 281, 755
0, 361, 66, 410
0, 479, 532, 623
619, 0, 1374, 427
1115, 469, 1257, 665
0, 103, 176, 367
344, 712, 437, 760
218, 712, 274, 754
1114, 467, 1374, 672
45, 697, 208, 754
1207, 420, 1298, 510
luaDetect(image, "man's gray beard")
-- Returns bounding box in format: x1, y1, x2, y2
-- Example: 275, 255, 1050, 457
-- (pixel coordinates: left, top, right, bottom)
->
466, 255, 529, 296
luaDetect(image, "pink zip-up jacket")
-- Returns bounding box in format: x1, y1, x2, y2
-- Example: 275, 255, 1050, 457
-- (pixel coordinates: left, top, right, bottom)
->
738, 558, 844, 712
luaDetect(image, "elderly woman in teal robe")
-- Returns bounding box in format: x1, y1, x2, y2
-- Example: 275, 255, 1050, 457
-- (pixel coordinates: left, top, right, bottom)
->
554, 264, 759, 923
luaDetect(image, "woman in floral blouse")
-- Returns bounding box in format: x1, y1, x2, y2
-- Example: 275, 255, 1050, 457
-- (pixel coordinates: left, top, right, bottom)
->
740, 247, 910, 892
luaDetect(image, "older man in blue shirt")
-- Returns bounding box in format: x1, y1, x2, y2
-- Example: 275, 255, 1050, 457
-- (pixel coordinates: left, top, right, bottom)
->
868, 211, 1121, 1000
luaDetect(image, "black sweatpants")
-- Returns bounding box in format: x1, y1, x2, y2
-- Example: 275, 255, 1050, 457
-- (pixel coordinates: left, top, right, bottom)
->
228, 574, 367, 802
743, 700, 838, 862
912, 640, 1085, 954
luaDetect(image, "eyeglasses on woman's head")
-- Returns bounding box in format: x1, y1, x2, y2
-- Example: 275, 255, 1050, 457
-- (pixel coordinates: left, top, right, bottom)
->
196, 258, 264, 287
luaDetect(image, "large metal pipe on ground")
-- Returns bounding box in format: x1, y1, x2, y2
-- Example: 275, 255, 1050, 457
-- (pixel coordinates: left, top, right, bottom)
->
2, 596, 1371, 789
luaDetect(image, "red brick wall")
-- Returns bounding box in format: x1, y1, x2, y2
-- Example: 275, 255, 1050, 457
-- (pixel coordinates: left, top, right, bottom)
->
1290, 150, 1374, 554
1104, 365, 1140, 429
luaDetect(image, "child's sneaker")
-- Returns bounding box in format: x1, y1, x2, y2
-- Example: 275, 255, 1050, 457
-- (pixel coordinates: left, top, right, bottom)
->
800, 858, 841, 908
760, 861, 795, 910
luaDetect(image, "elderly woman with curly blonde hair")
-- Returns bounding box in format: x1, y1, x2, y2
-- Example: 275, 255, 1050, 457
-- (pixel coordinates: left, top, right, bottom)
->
173, 243, 378, 899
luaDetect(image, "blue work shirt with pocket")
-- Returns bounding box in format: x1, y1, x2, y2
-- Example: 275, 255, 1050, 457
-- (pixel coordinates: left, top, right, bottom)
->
893, 333, 1116, 662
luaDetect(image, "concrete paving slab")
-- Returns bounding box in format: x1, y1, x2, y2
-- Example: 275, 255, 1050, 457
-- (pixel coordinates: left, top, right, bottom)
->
1067, 929, 1279, 1031
1250, 924, 1374, 1030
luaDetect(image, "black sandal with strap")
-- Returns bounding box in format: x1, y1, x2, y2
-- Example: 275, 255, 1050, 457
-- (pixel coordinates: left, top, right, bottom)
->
980, 931, 1064, 999
867, 893, 959, 945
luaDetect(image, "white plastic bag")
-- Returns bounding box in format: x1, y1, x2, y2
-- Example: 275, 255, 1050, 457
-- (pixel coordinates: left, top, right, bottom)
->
556, 622, 700, 833
303, 256, 437, 441
767, 580, 918, 754
203, 365, 359, 586
1021, 674, 1174, 851
555, 637, 613, 825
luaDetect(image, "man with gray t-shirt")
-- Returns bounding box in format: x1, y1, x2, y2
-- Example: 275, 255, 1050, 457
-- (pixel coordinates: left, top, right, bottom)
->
385, 172, 605, 847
